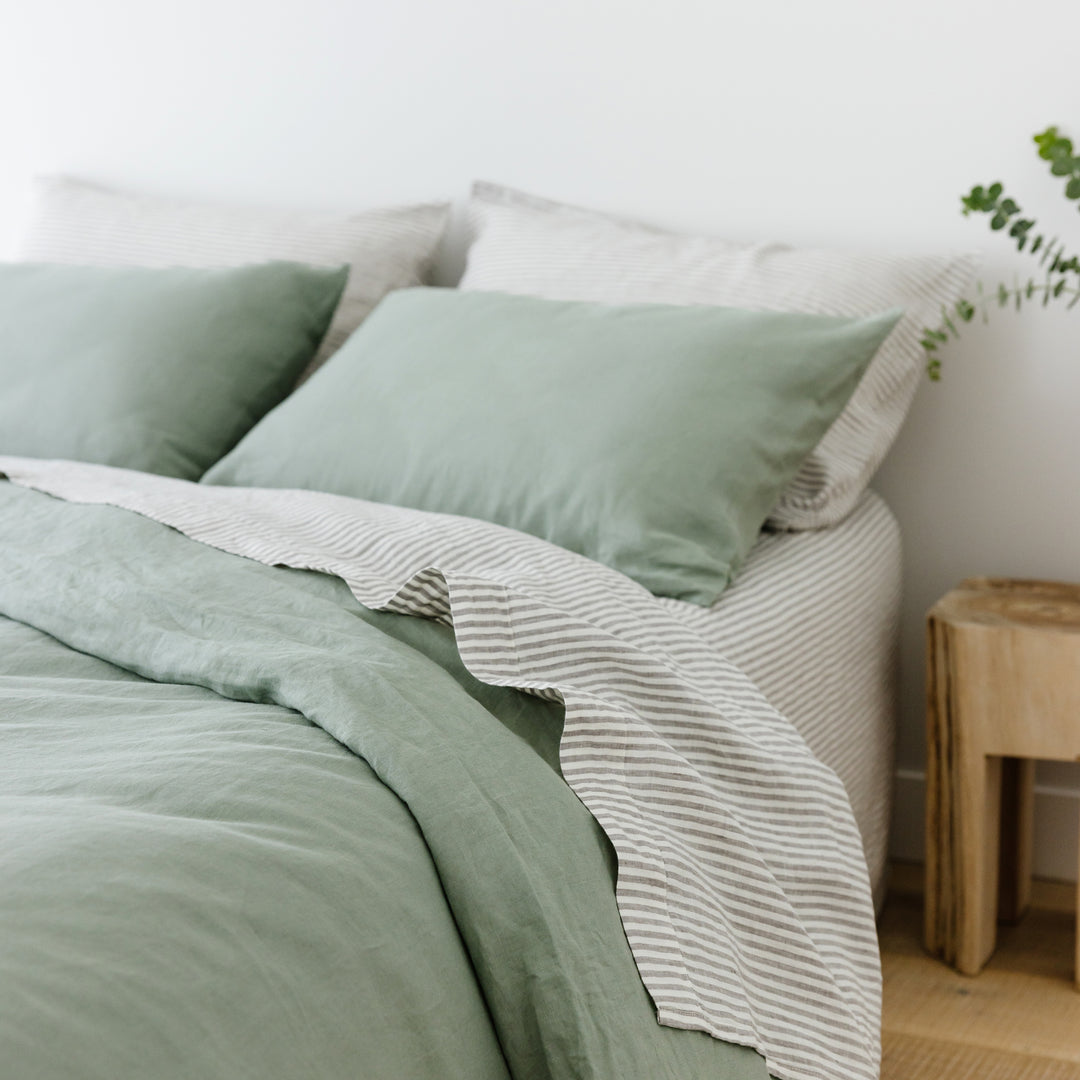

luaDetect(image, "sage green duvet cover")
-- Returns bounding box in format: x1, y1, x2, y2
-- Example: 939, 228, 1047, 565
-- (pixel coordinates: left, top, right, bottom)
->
0, 481, 770, 1080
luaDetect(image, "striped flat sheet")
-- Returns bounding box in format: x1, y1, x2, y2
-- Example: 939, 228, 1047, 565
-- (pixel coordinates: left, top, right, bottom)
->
664, 491, 901, 912
1, 458, 882, 1080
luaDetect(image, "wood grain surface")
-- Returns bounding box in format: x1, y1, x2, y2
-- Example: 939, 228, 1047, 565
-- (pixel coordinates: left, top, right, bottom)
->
884, 866, 1080, 1078
925, 578, 1080, 978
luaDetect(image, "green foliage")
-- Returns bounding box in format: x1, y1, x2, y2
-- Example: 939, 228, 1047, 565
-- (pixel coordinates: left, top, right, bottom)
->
925, 125, 1080, 379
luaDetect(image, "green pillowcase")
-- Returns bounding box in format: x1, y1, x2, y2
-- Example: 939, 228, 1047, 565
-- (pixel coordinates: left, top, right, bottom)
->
0, 261, 348, 479
205, 287, 900, 604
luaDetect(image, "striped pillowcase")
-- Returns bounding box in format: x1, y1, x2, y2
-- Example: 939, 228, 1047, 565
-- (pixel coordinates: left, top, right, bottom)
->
460, 181, 976, 531
19, 176, 450, 380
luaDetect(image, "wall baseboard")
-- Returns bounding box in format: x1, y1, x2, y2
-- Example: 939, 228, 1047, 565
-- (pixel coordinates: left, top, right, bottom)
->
890, 769, 1080, 883
888, 859, 1077, 913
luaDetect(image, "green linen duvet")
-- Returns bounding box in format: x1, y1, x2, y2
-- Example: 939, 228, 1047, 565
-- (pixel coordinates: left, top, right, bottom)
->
0, 480, 770, 1080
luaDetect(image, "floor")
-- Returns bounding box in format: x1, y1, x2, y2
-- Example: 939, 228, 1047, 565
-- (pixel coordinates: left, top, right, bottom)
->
881, 865, 1080, 1078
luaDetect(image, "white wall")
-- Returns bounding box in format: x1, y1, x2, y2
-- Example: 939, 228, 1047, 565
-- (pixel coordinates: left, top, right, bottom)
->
3, 0, 1078, 877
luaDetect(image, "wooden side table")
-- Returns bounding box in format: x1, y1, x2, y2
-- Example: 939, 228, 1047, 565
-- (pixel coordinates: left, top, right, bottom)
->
924, 577, 1080, 984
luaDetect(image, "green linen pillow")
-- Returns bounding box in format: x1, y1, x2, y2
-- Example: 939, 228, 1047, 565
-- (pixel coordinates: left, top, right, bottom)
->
205, 287, 900, 604
0, 261, 348, 479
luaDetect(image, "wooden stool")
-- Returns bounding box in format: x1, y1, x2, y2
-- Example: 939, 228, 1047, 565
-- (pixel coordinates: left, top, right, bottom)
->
924, 578, 1080, 985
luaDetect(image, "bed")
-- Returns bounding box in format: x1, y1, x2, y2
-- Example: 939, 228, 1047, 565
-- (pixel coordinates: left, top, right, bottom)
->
665, 490, 903, 914
0, 177, 974, 1080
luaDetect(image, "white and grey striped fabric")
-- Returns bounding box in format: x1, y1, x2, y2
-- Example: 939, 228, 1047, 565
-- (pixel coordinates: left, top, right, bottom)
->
19, 176, 449, 377
1, 458, 881, 1080
460, 180, 976, 531
665, 490, 902, 913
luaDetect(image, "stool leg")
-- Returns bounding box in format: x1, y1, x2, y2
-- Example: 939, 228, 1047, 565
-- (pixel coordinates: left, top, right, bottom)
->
955, 751, 1002, 974
925, 617, 954, 959
998, 757, 1035, 924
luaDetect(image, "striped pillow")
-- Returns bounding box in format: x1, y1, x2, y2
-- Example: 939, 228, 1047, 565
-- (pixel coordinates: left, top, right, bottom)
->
20, 176, 450, 380
460, 181, 976, 531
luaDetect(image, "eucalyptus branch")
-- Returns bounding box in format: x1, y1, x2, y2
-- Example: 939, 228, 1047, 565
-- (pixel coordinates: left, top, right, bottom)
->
960, 183, 1080, 274
922, 275, 1080, 380
922, 124, 1080, 379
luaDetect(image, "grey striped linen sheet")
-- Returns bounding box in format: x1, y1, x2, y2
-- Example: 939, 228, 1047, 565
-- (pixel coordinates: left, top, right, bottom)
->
1, 458, 882, 1080
662, 490, 901, 913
